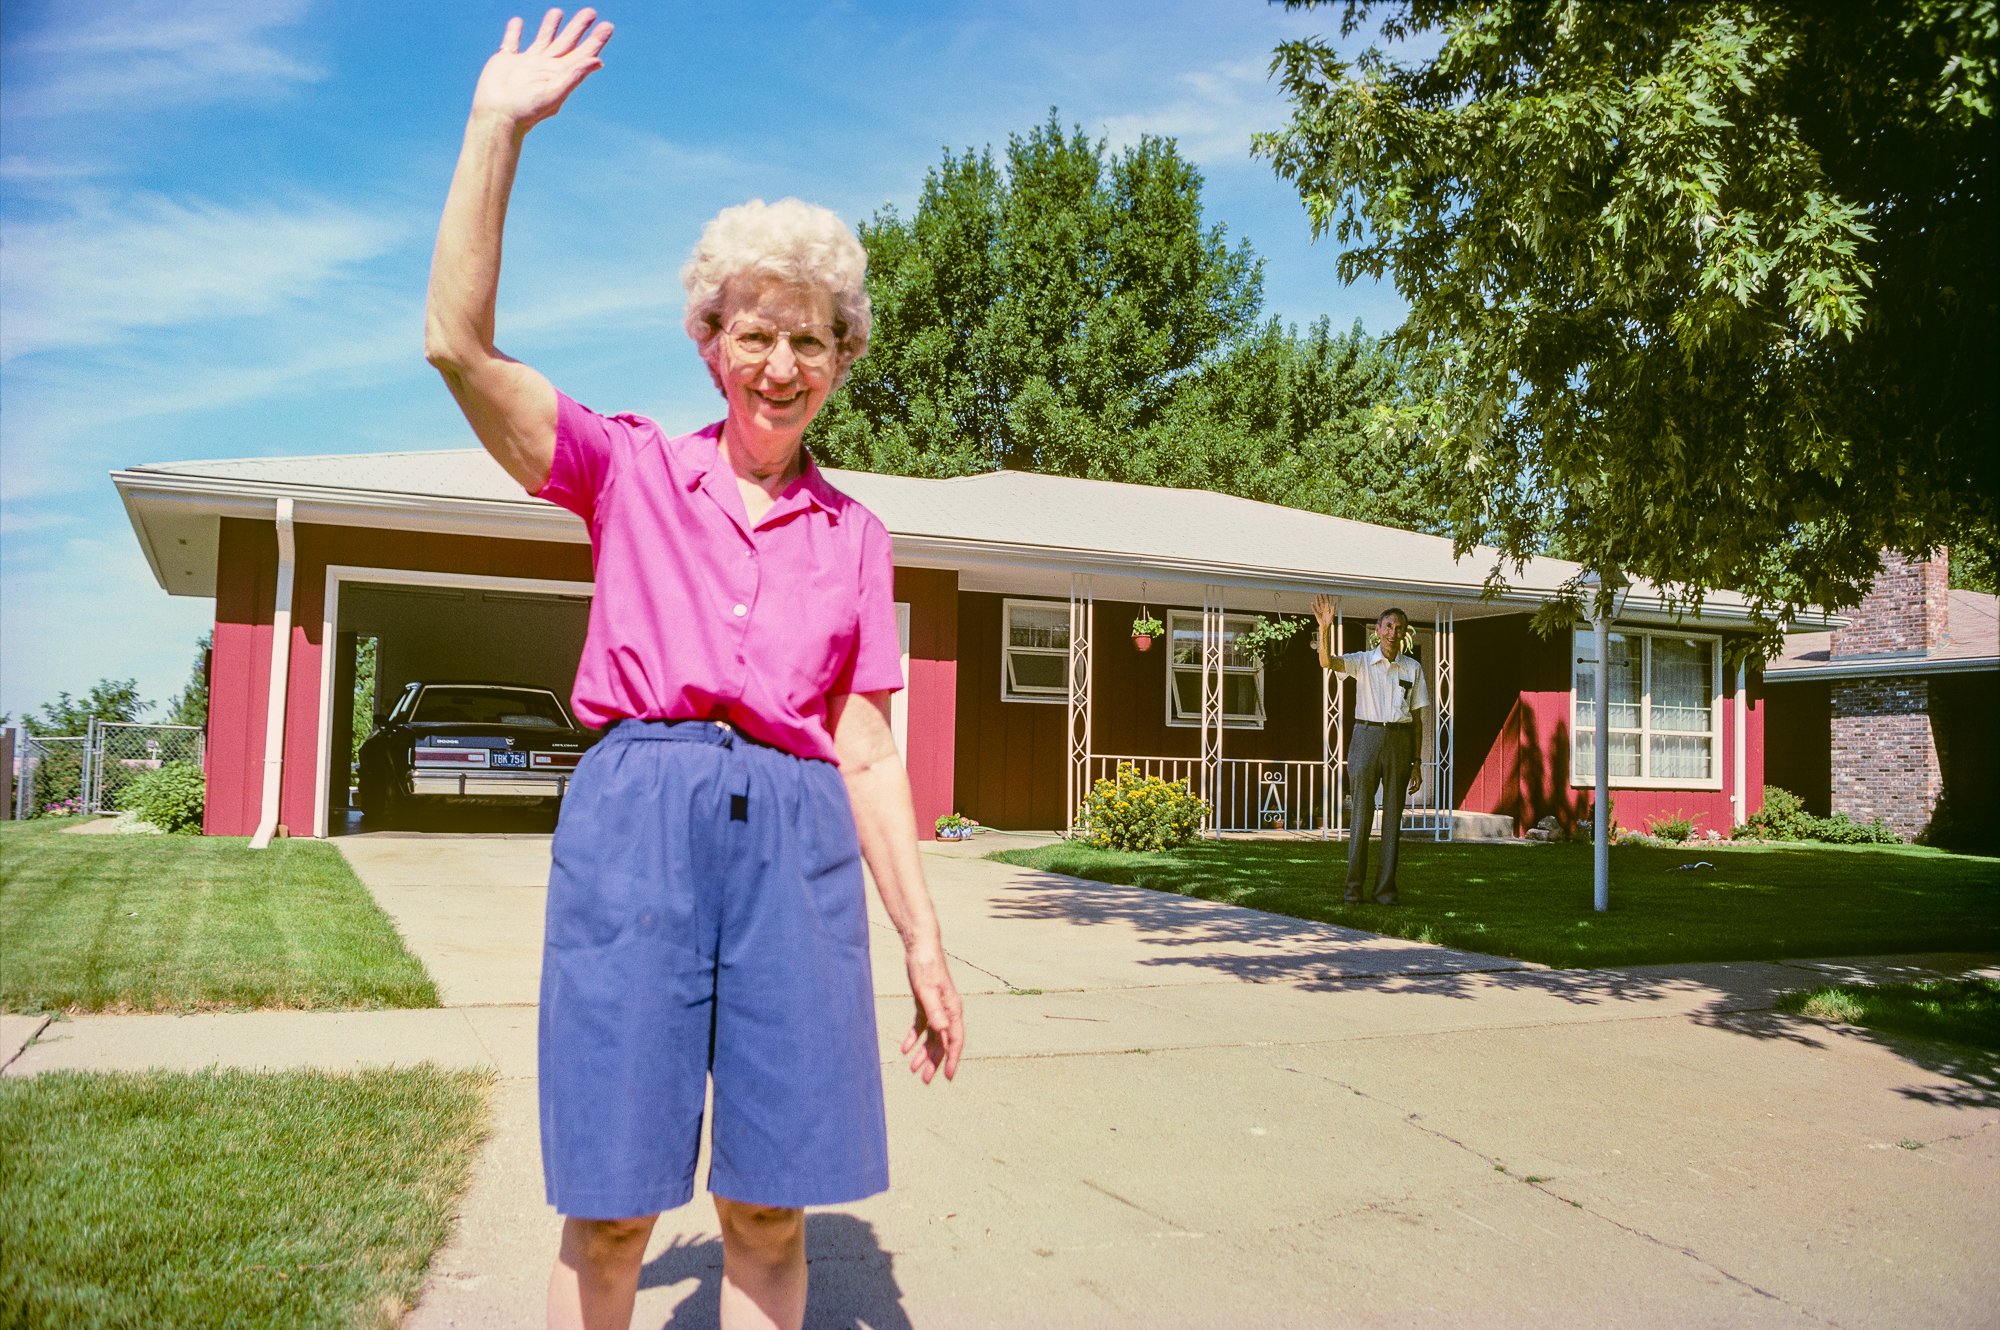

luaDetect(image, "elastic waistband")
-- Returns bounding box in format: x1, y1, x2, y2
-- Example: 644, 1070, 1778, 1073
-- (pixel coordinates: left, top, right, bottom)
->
607, 718, 744, 748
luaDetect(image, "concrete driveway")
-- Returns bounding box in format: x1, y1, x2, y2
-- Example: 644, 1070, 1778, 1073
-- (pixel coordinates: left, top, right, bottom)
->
308, 833, 2000, 1330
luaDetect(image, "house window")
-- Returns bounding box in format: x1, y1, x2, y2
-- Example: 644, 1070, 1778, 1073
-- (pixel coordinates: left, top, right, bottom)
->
1166, 611, 1265, 728
1571, 629, 1721, 787
1002, 599, 1070, 704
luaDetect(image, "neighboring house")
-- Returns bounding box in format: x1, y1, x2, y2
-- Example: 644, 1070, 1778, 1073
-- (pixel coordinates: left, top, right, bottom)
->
115, 451, 1774, 840
1765, 551, 1999, 848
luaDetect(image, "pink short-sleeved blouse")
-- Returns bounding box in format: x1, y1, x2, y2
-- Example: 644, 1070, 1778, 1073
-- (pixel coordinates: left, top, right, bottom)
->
535, 391, 903, 765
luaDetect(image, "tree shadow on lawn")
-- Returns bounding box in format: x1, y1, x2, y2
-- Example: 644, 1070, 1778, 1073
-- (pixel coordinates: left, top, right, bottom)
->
988, 865, 1733, 1006
988, 863, 2000, 1109
638, 1213, 910, 1330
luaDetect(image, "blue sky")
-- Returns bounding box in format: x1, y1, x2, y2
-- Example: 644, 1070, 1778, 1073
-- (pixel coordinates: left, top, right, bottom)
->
0, 0, 1413, 724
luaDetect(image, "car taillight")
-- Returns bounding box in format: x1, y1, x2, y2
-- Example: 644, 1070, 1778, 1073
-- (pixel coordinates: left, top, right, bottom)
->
415, 746, 489, 767
532, 752, 581, 769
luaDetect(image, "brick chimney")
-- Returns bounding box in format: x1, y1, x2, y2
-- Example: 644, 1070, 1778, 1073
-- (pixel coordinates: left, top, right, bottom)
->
1827, 549, 1950, 840
1830, 549, 1949, 658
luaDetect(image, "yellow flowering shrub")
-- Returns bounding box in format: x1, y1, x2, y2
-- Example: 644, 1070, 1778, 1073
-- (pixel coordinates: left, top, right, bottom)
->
1077, 763, 1210, 851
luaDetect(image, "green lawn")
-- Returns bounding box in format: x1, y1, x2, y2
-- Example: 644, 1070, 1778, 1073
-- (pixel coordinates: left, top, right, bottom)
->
0, 819, 437, 1013
0, 1067, 489, 1330
1778, 977, 2000, 1052
989, 838, 2000, 967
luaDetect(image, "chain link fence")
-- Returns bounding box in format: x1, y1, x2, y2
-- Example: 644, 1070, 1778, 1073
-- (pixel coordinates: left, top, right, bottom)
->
90, 722, 206, 816
11, 723, 205, 820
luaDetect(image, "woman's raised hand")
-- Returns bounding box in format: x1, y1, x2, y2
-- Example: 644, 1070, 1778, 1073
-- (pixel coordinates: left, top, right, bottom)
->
472, 8, 614, 132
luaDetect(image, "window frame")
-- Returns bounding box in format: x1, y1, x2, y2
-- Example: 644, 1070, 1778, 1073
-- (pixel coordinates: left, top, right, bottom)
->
1000, 598, 1072, 705
1164, 610, 1267, 730
1569, 626, 1725, 790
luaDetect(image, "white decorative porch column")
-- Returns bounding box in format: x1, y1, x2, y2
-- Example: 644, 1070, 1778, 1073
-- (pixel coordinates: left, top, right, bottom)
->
1065, 574, 1093, 837
1321, 596, 1342, 840
1201, 584, 1225, 838
1432, 601, 1456, 842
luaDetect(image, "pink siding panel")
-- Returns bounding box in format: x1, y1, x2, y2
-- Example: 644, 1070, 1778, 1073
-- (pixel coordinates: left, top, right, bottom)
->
895, 567, 959, 839
205, 518, 277, 836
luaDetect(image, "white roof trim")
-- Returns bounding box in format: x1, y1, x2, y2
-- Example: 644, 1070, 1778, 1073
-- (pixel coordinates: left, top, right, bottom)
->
1766, 654, 1998, 682
112, 448, 1772, 626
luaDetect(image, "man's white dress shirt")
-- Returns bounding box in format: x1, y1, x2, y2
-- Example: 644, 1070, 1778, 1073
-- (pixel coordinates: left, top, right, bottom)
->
1331, 647, 1431, 724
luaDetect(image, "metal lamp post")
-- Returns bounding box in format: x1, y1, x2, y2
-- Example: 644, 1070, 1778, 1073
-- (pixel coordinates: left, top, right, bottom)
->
1582, 570, 1629, 913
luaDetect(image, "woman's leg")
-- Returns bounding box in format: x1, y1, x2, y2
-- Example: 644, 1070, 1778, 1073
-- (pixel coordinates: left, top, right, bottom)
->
547, 1213, 658, 1330
715, 1197, 807, 1330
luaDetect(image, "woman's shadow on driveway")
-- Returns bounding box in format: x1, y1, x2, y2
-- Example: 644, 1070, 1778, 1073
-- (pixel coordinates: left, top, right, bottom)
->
638, 1212, 911, 1330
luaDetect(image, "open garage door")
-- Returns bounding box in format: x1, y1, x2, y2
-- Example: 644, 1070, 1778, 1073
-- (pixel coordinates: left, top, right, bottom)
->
322, 571, 592, 834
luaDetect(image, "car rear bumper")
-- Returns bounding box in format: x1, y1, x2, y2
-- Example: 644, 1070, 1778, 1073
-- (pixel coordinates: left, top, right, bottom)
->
410, 771, 572, 800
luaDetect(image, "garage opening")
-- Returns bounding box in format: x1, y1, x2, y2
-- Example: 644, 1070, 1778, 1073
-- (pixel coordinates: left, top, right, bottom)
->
324, 572, 593, 834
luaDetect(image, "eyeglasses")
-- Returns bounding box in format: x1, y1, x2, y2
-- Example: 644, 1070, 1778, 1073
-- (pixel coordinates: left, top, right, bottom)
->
721, 320, 839, 368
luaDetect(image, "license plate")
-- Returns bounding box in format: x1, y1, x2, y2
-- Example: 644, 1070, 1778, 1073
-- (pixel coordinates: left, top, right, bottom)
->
490, 751, 527, 769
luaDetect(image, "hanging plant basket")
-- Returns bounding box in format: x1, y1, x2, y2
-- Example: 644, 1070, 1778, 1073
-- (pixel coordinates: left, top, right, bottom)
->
1131, 612, 1163, 652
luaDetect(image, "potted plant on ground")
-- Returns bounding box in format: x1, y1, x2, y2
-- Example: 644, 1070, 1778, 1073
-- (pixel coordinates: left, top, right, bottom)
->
1131, 614, 1164, 651
935, 812, 971, 840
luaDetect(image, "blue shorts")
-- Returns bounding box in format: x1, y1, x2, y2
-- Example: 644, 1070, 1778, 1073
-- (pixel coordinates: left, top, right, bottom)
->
538, 719, 888, 1218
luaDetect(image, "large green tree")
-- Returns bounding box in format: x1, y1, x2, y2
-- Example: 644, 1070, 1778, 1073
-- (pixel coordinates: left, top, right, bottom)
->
20, 679, 149, 737
1257, 0, 1997, 629
811, 114, 1443, 527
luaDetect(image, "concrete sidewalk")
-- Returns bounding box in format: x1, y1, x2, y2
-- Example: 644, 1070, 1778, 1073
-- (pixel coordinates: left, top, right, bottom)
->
7, 839, 1997, 1328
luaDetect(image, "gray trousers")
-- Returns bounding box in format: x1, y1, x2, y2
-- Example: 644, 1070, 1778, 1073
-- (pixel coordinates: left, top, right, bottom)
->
1346, 721, 1416, 901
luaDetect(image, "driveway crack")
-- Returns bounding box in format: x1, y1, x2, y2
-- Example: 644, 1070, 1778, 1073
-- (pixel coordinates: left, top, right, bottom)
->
1278, 1063, 1846, 1327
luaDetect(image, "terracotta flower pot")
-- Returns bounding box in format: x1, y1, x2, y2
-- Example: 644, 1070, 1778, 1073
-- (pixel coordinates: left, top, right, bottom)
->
1132, 635, 1153, 651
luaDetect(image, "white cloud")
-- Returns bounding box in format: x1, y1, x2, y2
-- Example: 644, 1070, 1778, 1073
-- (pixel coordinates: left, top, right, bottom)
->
1095, 56, 1285, 169
1, 0, 322, 120
0, 192, 406, 362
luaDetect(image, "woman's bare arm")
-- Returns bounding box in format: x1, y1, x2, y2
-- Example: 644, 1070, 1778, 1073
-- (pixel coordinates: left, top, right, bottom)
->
425, 9, 612, 491
828, 690, 964, 1084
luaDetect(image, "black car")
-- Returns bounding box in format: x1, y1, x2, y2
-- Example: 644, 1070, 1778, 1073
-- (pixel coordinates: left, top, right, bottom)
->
355, 682, 599, 825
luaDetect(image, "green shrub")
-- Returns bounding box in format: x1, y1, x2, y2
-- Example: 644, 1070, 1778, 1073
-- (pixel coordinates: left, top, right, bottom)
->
1811, 812, 1903, 845
121, 762, 206, 834
1077, 763, 1210, 852
1644, 810, 1695, 843
1740, 786, 1901, 845
1743, 786, 1815, 840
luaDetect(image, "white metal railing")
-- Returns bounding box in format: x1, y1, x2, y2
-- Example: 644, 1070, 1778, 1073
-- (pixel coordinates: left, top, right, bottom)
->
1087, 754, 1336, 835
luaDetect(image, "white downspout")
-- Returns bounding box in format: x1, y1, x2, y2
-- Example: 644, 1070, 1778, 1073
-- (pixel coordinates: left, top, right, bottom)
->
250, 499, 297, 850
1732, 658, 1749, 829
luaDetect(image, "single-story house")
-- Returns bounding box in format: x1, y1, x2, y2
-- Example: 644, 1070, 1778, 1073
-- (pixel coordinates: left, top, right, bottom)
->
1765, 550, 1998, 847
114, 450, 1773, 841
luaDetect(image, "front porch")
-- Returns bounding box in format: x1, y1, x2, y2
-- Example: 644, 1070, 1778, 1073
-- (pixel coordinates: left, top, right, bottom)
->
949, 572, 1481, 839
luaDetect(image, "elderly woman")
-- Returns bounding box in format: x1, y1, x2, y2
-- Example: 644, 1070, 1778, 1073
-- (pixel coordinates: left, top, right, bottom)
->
424, 11, 964, 1330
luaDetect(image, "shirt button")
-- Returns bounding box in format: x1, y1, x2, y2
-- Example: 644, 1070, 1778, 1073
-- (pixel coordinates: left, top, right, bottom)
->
732, 603, 747, 617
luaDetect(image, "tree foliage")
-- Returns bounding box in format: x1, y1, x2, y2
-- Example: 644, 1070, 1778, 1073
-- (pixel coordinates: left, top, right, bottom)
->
1257, 0, 1997, 630
811, 114, 1444, 529
21, 679, 149, 737
163, 632, 211, 731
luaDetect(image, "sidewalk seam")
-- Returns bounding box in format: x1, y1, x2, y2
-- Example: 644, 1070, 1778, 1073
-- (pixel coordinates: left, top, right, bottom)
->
1, 1015, 53, 1076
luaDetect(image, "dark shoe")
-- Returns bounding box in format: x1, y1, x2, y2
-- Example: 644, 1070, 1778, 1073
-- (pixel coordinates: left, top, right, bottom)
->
1343, 889, 1363, 905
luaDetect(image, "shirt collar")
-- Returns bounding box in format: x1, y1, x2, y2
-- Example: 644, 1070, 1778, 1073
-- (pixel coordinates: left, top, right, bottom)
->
676, 422, 839, 522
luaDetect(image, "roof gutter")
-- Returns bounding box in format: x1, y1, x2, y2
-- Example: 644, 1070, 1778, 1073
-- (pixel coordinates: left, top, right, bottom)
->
249, 498, 297, 850
1766, 654, 1998, 683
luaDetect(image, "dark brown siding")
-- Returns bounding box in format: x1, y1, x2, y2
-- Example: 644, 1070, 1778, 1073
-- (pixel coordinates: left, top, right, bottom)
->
953, 591, 1068, 828
1764, 679, 1833, 816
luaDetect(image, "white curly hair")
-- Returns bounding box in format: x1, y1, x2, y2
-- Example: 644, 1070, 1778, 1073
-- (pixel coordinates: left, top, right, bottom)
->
681, 198, 872, 378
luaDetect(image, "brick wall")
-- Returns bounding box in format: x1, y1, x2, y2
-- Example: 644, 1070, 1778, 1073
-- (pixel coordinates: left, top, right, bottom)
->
1831, 550, 1949, 656
1830, 675, 1941, 838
